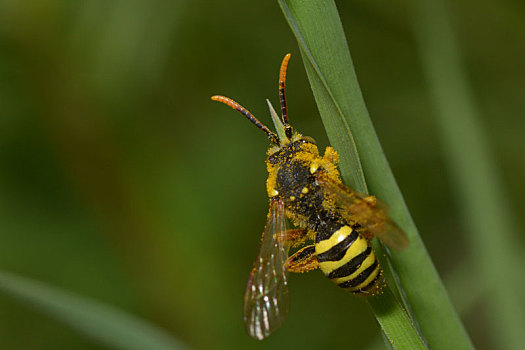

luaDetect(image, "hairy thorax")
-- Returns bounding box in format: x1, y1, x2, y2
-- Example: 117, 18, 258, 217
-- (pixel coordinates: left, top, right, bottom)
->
265, 133, 343, 236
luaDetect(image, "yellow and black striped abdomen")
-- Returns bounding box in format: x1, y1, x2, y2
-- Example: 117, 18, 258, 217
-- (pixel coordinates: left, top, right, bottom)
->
315, 225, 382, 294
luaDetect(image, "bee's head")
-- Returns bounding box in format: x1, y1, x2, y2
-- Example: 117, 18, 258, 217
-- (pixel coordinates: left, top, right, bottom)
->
264, 132, 320, 199
266, 134, 318, 165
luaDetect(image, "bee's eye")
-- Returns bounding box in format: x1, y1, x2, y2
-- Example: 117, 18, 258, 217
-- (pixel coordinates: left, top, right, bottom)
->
302, 136, 317, 145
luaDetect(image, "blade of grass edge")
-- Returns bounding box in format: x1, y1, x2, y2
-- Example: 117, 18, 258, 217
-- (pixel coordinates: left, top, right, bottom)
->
412, 0, 525, 348
0, 269, 188, 350
278, 0, 474, 349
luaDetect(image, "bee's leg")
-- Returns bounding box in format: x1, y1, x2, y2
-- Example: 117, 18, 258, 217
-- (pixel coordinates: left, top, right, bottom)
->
319, 146, 342, 179
275, 229, 309, 248
323, 146, 339, 165
286, 245, 319, 273
363, 195, 377, 206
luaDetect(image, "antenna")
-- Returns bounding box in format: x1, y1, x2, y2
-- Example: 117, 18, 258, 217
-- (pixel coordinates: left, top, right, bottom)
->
211, 95, 279, 144
278, 53, 293, 139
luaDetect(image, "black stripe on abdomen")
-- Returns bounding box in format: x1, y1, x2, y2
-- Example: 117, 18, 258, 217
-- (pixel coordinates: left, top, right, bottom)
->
338, 260, 379, 289
316, 230, 358, 262
328, 247, 372, 279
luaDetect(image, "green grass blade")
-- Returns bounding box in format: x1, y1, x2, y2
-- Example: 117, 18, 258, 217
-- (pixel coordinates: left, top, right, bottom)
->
267, 99, 288, 140
278, 0, 473, 349
0, 270, 188, 350
412, 0, 525, 348
366, 287, 426, 349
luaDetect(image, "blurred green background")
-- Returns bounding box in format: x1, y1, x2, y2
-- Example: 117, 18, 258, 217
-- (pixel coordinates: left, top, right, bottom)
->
0, 1, 524, 349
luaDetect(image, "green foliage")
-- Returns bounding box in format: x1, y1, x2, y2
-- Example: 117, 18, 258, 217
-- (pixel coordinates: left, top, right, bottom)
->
0, 0, 523, 349
413, 0, 525, 348
0, 270, 186, 350
279, 0, 473, 348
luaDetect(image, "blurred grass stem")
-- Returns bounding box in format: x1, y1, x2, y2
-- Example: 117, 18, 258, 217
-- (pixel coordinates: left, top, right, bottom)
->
0, 270, 188, 350
412, 0, 525, 348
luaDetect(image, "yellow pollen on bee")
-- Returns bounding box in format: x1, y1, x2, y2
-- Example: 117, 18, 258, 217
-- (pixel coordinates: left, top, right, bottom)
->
270, 189, 279, 197
310, 162, 319, 174
364, 196, 377, 206
301, 187, 309, 194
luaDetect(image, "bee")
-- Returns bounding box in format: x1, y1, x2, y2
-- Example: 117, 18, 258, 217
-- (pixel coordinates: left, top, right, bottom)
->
211, 53, 409, 340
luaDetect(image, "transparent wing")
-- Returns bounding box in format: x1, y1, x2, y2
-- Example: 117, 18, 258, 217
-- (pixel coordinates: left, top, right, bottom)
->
375, 218, 409, 251
316, 173, 409, 251
243, 199, 289, 340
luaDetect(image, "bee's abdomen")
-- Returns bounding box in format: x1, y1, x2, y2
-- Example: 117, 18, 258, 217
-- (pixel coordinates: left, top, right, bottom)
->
315, 225, 381, 294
